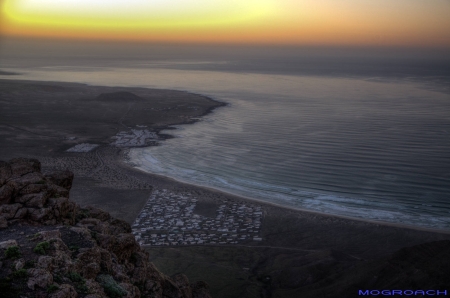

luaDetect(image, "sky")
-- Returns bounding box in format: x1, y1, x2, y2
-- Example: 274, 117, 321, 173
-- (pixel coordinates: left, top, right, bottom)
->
1, 0, 450, 47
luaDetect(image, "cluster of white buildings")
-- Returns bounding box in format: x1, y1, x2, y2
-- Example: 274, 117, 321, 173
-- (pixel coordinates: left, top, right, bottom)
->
132, 189, 263, 246
111, 129, 158, 147
66, 143, 99, 152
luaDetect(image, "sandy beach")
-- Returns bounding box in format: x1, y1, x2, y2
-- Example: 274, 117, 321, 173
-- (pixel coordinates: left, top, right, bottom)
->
1, 78, 449, 297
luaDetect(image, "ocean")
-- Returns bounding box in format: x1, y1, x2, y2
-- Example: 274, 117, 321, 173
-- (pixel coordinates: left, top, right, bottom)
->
1, 49, 450, 229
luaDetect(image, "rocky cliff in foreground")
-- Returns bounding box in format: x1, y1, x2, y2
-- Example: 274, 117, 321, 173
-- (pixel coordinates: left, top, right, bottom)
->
0, 158, 211, 298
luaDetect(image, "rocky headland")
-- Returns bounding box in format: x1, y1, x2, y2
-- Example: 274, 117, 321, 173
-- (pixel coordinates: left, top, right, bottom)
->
0, 158, 211, 298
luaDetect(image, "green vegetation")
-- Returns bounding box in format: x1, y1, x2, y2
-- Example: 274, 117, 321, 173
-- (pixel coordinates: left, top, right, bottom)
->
76, 210, 90, 221
33, 241, 50, 255
67, 271, 84, 283
24, 260, 35, 269
47, 284, 59, 293
97, 274, 127, 298
75, 283, 89, 294
54, 274, 63, 284
4, 246, 20, 259
29, 233, 41, 241
12, 269, 27, 279
69, 245, 79, 252
69, 245, 80, 258
67, 272, 88, 294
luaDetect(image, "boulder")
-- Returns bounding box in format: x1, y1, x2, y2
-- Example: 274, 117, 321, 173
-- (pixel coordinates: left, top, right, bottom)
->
86, 206, 111, 222
108, 218, 132, 234
27, 268, 53, 290
191, 281, 212, 298
52, 250, 74, 274
113, 233, 140, 261
85, 279, 107, 297
18, 183, 47, 196
78, 217, 101, 227
0, 203, 22, 219
14, 258, 25, 270
70, 226, 94, 241
48, 183, 70, 198
0, 215, 7, 228
0, 161, 12, 186
162, 278, 185, 298
0, 239, 18, 249
7, 172, 46, 193
45, 170, 74, 190
50, 238, 70, 252
48, 197, 72, 218
38, 229, 62, 240
85, 262, 102, 279
19, 191, 50, 208
13, 207, 28, 219
0, 184, 14, 204
75, 247, 104, 278
8, 157, 41, 178
172, 273, 193, 298
120, 282, 141, 298
27, 207, 52, 221
98, 248, 113, 273
37, 255, 55, 270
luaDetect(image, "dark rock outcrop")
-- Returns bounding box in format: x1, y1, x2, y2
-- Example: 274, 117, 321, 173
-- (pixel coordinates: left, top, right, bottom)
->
0, 158, 77, 226
0, 158, 211, 298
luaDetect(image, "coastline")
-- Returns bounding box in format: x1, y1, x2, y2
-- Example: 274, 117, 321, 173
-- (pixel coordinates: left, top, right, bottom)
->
128, 163, 450, 235
3, 78, 450, 296
116, 157, 450, 259
1, 78, 449, 259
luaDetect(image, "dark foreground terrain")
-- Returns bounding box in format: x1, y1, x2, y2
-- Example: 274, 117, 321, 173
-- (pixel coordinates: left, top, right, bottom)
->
147, 207, 450, 298
0, 158, 211, 297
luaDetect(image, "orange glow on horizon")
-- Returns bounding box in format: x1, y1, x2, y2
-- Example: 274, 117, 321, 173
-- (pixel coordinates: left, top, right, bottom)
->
1, 0, 450, 47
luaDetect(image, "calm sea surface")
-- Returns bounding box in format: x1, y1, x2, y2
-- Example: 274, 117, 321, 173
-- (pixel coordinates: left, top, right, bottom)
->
1, 55, 450, 229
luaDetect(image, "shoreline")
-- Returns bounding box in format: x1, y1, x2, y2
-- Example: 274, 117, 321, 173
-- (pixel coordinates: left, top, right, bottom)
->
129, 162, 450, 235
2, 78, 449, 261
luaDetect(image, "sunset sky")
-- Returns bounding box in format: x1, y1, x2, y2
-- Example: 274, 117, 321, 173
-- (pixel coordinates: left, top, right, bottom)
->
1, 0, 450, 47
